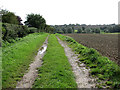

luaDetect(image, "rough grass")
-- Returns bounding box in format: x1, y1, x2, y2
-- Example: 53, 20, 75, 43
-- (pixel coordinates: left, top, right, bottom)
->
0, 47, 1, 90
57, 34, 120, 89
33, 34, 77, 88
2, 33, 48, 88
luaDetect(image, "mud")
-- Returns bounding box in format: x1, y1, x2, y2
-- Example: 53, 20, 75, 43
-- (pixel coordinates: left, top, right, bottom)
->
16, 37, 48, 88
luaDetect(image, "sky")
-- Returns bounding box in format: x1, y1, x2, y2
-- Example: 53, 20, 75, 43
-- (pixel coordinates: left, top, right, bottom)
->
0, 0, 120, 25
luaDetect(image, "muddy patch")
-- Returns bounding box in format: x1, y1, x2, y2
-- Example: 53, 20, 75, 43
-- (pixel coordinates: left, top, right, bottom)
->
57, 37, 96, 88
16, 37, 48, 88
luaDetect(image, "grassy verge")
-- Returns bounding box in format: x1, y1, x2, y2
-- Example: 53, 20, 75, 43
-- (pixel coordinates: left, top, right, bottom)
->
0, 47, 2, 90
33, 34, 77, 88
2, 33, 48, 88
57, 34, 120, 89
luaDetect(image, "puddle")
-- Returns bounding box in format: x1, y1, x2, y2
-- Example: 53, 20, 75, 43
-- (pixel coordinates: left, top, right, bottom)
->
38, 46, 47, 55
16, 36, 48, 88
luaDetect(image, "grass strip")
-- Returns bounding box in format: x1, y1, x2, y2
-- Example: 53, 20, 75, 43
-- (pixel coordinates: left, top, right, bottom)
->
2, 33, 48, 88
33, 34, 77, 88
57, 34, 120, 89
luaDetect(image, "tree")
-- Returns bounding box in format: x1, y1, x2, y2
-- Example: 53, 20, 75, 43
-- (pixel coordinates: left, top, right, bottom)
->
67, 28, 73, 33
94, 28, 100, 33
0, 9, 9, 15
17, 16, 23, 25
24, 13, 46, 32
2, 12, 19, 24
45, 25, 55, 33
62, 28, 67, 34
77, 28, 82, 33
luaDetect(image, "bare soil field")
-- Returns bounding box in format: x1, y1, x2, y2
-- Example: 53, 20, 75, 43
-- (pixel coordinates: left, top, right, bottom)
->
64, 34, 120, 66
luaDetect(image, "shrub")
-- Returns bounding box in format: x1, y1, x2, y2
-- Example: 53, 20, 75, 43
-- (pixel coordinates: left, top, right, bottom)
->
2, 23, 29, 41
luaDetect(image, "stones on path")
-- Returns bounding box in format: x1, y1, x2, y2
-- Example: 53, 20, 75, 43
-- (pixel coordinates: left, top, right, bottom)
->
16, 37, 48, 88
57, 37, 96, 88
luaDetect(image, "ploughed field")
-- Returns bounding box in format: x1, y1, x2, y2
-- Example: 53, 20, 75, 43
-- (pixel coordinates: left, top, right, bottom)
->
64, 34, 120, 66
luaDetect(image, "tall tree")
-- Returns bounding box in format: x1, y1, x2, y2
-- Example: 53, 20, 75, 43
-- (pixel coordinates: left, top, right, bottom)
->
2, 12, 19, 24
24, 13, 46, 31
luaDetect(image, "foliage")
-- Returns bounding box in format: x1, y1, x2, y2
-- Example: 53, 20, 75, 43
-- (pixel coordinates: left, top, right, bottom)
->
2, 33, 48, 88
2, 12, 19, 24
57, 34, 120, 88
16, 16, 23, 25
24, 13, 46, 30
67, 28, 73, 33
2, 23, 29, 42
27, 27, 38, 34
45, 25, 55, 33
0, 9, 9, 15
33, 34, 77, 88
53, 24, 120, 34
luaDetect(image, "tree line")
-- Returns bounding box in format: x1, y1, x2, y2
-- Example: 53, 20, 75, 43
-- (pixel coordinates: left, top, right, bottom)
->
52, 24, 120, 34
1, 9, 55, 42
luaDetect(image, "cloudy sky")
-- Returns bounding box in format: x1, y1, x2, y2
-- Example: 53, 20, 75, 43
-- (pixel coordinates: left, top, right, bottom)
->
0, 0, 119, 25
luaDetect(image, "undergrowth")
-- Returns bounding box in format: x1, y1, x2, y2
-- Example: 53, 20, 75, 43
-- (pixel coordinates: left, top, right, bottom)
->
33, 34, 77, 88
2, 33, 48, 88
57, 34, 120, 89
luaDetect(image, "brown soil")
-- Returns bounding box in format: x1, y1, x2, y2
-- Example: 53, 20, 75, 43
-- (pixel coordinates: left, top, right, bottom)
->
64, 34, 120, 66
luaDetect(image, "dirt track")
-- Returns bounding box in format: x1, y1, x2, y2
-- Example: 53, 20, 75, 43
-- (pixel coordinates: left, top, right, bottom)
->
57, 37, 96, 88
16, 37, 48, 88
16, 36, 96, 88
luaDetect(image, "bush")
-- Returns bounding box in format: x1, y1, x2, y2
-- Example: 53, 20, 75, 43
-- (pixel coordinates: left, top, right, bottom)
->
2, 23, 29, 41
28, 27, 38, 33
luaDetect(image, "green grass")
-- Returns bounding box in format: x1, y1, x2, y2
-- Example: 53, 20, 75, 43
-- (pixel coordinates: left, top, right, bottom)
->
57, 34, 120, 88
0, 21, 1, 89
2, 33, 48, 88
74, 30, 78, 33
33, 34, 77, 88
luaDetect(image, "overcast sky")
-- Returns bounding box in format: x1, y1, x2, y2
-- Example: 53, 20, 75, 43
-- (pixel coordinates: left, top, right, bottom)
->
0, 0, 119, 25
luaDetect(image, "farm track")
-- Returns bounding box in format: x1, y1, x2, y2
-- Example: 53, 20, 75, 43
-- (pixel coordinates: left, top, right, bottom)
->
57, 37, 96, 88
16, 37, 48, 88
64, 34, 120, 66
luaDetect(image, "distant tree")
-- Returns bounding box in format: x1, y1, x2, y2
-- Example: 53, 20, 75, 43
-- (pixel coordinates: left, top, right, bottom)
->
62, 28, 67, 34
57, 29, 64, 34
72, 27, 74, 33
82, 27, 85, 30
2, 12, 19, 24
85, 28, 91, 33
24, 13, 46, 32
94, 28, 100, 33
77, 28, 82, 33
45, 25, 55, 33
67, 28, 73, 33
0, 9, 9, 15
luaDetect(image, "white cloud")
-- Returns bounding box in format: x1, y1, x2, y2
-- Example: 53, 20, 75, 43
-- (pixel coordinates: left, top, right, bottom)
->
0, 0, 119, 25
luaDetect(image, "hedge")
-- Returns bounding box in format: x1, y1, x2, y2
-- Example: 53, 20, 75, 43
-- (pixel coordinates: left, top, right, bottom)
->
2, 23, 38, 42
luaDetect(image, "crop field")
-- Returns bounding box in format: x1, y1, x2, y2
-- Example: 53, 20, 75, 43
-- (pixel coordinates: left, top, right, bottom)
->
64, 34, 120, 66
